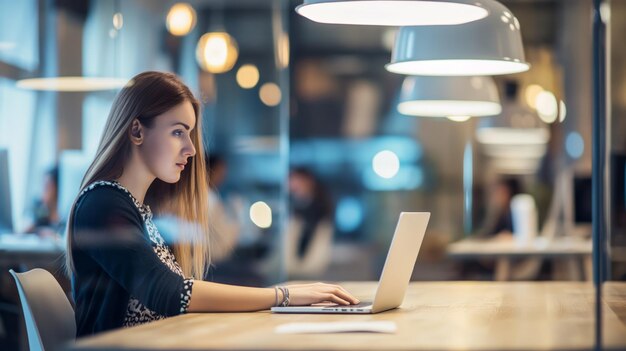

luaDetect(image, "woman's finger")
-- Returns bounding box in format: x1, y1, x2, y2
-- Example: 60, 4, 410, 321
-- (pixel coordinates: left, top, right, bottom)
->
323, 293, 350, 306
329, 285, 359, 304
332, 287, 360, 305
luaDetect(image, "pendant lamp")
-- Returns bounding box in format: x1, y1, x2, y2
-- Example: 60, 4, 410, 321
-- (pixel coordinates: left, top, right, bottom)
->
295, 0, 489, 26
386, 0, 530, 76
398, 76, 501, 117
17, 0, 128, 92
16, 77, 129, 92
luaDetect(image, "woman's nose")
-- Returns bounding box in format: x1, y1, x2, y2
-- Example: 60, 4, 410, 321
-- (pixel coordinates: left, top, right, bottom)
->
184, 136, 196, 157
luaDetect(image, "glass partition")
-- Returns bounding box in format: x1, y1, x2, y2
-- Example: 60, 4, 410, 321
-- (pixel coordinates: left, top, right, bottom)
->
605, 0, 626, 348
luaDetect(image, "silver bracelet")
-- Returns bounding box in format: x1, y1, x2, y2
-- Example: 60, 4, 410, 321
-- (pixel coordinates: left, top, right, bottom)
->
278, 286, 290, 307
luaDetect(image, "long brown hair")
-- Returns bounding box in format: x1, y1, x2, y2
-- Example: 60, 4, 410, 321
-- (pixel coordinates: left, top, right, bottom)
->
65, 71, 210, 279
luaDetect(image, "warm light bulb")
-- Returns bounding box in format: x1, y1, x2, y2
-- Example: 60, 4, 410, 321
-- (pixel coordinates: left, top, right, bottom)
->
196, 32, 239, 73
259, 83, 281, 106
536, 91, 558, 123
524, 84, 543, 109
236, 64, 260, 89
166, 3, 197, 36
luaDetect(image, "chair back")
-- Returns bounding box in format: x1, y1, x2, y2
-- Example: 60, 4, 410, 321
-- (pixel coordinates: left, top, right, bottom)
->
9, 268, 75, 351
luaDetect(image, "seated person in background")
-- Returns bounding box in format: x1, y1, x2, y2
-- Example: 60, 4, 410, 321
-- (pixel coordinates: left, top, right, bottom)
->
470, 177, 543, 280
205, 153, 240, 264
476, 177, 522, 239
286, 168, 334, 278
24, 166, 63, 238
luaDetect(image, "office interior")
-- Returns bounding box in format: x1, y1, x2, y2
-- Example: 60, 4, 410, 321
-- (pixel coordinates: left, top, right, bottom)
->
0, 0, 625, 350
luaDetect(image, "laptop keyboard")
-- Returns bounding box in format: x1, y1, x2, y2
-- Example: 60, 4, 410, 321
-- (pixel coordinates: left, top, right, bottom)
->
348, 302, 372, 308
325, 302, 372, 309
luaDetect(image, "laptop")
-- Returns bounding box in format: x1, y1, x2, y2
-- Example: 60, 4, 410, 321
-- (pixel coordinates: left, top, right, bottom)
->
271, 212, 430, 314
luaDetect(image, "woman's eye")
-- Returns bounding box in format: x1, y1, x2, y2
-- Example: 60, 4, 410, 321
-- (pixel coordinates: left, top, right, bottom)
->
173, 130, 184, 137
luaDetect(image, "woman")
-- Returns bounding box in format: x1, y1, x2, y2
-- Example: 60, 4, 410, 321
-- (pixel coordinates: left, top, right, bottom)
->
65, 71, 359, 337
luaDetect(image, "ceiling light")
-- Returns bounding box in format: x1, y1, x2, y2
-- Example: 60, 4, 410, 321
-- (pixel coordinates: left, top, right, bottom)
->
398, 76, 501, 117
296, 0, 488, 26
476, 128, 550, 145
259, 83, 282, 106
196, 32, 239, 74
524, 84, 543, 109
386, 0, 529, 76
16, 77, 129, 92
166, 3, 197, 36
236, 64, 260, 89
535, 91, 558, 123
447, 115, 471, 122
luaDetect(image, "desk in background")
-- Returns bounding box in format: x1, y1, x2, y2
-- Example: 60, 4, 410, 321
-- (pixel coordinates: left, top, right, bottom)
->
447, 236, 592, 281
0, 233, 64, 266
70, 281, 626, 351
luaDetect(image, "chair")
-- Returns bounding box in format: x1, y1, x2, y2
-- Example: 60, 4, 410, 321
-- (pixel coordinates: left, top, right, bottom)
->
9, 268, 75, 351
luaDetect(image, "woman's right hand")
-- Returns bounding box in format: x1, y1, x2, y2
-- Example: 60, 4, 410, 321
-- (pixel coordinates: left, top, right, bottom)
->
283, 282, 360, 306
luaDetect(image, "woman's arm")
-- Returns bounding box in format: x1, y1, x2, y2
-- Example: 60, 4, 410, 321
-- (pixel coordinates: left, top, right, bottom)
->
188, 281, 360, 312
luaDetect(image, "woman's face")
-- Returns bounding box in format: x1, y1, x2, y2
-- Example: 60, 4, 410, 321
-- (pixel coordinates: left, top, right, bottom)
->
139, 101, 197, 183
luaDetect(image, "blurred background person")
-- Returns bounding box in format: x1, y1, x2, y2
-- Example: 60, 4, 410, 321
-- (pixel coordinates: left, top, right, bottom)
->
206, 153, 241, 264
477, 177, 522, 239
23, 166, 63, 238
460, 177, 523, 280
286, 168, 334, 279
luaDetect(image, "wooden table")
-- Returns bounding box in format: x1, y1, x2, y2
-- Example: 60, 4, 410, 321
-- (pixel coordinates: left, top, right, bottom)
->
70, 281, 626, 351
447, 237, 592, 281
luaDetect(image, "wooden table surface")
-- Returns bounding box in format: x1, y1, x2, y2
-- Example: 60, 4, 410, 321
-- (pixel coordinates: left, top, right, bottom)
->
70, 281, 626, 351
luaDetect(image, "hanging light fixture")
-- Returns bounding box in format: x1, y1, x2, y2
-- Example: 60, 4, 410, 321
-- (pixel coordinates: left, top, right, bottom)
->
386, 0, 530, 76
166, 3, 197, 36
17, 1, 128, 92
16, 77, 129, 91
475, 84, 549, 174
295, 0, 489, 26
196, 31, 239, 74
398, 76, 501, 117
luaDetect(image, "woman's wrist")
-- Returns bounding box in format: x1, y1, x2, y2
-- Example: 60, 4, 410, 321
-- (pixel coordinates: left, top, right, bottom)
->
272, 286, 285, 307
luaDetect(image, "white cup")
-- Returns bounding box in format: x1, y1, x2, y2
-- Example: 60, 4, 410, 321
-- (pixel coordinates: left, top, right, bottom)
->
510, 194, 538, 245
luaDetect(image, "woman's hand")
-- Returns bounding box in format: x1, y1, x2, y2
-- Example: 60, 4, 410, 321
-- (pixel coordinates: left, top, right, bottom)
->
284, 282, 360, 306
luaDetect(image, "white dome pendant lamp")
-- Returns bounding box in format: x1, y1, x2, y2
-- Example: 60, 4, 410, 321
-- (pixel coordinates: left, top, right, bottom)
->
398, 76, 501, 117
386, 0, 530, 76
295, 0, 489, 26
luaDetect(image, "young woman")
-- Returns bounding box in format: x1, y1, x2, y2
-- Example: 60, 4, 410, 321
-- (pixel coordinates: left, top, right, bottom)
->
65, 71, 359, 337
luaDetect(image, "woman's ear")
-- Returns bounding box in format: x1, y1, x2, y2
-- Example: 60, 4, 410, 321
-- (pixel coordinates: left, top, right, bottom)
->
129, 119, 143, 145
